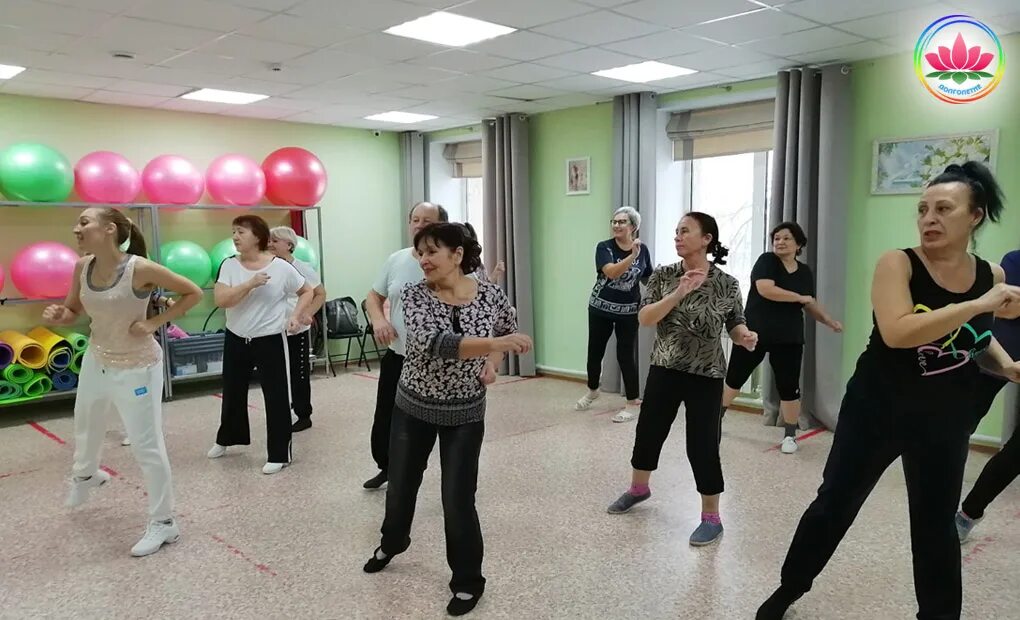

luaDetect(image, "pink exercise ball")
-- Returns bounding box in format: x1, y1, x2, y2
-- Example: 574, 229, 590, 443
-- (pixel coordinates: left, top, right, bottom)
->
74, 151, 141, 204
10, 242, 79, 299
206, 154, 266, 206
142, 155, 204, 205
262, 147, 327, 207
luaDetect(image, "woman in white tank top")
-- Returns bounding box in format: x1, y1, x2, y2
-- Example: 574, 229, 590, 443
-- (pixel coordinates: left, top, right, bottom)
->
42, 207, 202, 557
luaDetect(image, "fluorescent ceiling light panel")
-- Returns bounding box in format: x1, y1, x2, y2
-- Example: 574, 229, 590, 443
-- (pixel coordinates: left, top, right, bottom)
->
0, 64, 26, 79
180, 88, 268, 104
592, 61, 698, 83
385, 11, 516, 47
365, 111, 439, 124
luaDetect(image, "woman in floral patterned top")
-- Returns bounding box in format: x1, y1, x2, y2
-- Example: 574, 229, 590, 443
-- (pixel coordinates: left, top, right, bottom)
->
363, 223, 532, 617
607, 212, 758, 547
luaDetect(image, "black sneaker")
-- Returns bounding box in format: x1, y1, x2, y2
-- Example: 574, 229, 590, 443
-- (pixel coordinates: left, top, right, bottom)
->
756, 585, 802, 620
363, 472, 387, 490
291, 418, 312, 432
447, 593, 481, 616
363, 547, 392, 573
607, 490, 651, 514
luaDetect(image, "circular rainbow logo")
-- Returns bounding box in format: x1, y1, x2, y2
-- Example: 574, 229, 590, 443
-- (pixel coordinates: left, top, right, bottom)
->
914, 14, 1005, 104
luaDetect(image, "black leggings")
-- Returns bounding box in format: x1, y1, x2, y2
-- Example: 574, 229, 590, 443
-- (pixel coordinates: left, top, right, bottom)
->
778, 372, 969, 619
217, 330, 293, 463
631, 365, 724, 495
586, 311, 640, 400
726, 341, 803, 401
371, 350, 404, 474
962, 373, 1015, 520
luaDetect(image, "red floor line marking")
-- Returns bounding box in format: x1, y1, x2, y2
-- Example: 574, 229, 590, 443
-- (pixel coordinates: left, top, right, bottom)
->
100, 465, 121, 478
963, 536, 994, 564
492, 377, 536, 387
0, 468, 41, 481
209, 534, 278, 577
212, 394, 259, 411
353, 372, 378, 381
592, 406, 625, 417
764, 427, 828, 452
28, 421, 66, 445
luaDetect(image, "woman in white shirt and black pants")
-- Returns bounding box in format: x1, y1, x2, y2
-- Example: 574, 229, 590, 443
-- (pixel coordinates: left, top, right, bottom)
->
208, 215, 313, 474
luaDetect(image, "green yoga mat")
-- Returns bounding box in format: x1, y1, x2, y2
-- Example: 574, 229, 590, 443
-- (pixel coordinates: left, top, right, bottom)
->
70, 351, 85, 374
52, 329, 89, 353
2, 364, 32, 385
0, 380, 22, 400
23, 373, 52, 398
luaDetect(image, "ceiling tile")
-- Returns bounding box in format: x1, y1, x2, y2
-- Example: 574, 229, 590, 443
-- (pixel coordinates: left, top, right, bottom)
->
485, 63, 576, 83
434, 74, 522, 93
105, 79, 193, 97
16, 69, 117, 90
213, 76, 305, 96
286, 0, 433, 30
411, 50, 517, 72
254, 96, 320, 111
400, 0, 467, 7
283, 82, 373, 103
282, 49, 391, 81
198, 35, 315, 63
30, 52, 157, 80
643, 71, 734, 92
238, 14, 367, 48
0, 25, 79, 53
832, 3, 958, 41
453, 0, 597, 29
615, 0, 764, 29
742, 27, 864, 56
0, 81, 94, 100
355, 62, 463, 86
788, 40, 900, 64
993, 12, 1020, 35
532, 11, 665, 45
328, 73, 417, 94
534, 73, 629, 92
602, 31, 726, 59
714, 58, 792, 78
937, 0, 1019, 19
84, 17, 224, 54
385, 83, 465, 100
158, 98, 231, 114
529, 92, 606, 110
468, 31, 585, 61
214, 0, 304, 10
683, 9, 817, 45
488, 84, 570, 100
220, 104, 302, 119
0, 45, 59, 69
43, 0, 150, 10
780, 0, 934, 24
339, 94, 429, 110
140, 65, 245, 88
578, 0, 643, 6
127, 0, 272, 32
284, 105, 380, 124
0, 0, 117, 37
159, 51, 265, 76
330, 33, 448, 62
81, 91, 173, 108
536, 47, 644, 72
662, 46, 778, 71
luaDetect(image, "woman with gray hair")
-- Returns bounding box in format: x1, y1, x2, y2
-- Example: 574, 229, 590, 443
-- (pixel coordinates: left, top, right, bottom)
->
575, 206, 652, 423
269, 226, 327, 432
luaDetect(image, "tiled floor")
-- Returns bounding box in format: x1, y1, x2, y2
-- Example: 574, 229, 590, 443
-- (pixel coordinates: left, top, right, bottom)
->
1, 370, 1018, 619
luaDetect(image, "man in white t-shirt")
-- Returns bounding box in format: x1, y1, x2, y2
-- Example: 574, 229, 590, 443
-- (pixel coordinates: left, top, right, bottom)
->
362, 201, 448, 490
270, 227, 327, 433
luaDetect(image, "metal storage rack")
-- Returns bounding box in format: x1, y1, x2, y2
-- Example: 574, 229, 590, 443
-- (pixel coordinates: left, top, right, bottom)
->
0, 201, 326, 406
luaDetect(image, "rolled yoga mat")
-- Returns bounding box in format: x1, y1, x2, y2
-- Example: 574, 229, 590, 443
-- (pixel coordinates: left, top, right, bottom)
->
2, 363, 33, 385
46, 346, 72, 372
0, 331, 46, 369
26, 327, 71, 372
0, 340, 13, 370
70, 350, 85, 374
23, 372, 52, 398
52, 328, 89, 353
0, 380, 22, 401
51, 369, 78, 391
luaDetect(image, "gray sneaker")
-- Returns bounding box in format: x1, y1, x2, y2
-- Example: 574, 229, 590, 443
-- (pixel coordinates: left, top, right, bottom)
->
607, 490, 651, 514
689, 520, 724, 546
955, 511, 981, 542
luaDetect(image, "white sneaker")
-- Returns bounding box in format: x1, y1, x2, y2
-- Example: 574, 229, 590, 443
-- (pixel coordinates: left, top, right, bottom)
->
121, 435, 132, 447
612, 408, 637, 423
780, 436, 798, 454
262, 462, 288, 475
575, 389, 600, 411
207, 444, 227, 459
131, 519, 180, 557
67, 470, 112, 507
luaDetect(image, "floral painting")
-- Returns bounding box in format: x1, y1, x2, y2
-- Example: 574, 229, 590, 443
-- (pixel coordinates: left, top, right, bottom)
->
872, 130, 997, 195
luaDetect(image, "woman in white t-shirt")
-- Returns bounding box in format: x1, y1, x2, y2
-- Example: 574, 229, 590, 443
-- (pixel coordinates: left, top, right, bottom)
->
207, 215, 314, 475
270, 226, 327, 433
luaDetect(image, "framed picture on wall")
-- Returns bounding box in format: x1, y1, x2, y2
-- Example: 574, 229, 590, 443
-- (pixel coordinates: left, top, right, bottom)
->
566, 156, 590, 195
871, 130, 998, 195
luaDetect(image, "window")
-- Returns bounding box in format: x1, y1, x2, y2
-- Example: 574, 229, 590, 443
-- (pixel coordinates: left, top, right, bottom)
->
463, 176, 485, 248
428, 138, 489, 265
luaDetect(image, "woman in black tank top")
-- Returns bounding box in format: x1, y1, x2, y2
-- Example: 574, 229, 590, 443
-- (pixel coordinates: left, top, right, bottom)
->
758, 162, 1020, 620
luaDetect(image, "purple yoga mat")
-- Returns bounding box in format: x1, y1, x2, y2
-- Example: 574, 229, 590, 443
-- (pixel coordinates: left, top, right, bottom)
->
0, 341, 13, 370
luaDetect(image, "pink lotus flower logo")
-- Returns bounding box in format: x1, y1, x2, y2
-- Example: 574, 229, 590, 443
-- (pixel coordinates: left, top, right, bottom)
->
924, 32, 995, 84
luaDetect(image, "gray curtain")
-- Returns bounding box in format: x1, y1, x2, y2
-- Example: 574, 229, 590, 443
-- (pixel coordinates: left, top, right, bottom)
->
601, 92, 658, 396
483, 114, 536, 376
762, 66, 852, 431
399, 131, 428, 246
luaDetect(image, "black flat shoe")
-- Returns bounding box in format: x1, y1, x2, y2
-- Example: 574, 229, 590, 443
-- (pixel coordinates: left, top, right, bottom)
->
447, 593, 481, 616
363, 472, 387, 490
291, 418, 312, 432
363, 547, 392, 573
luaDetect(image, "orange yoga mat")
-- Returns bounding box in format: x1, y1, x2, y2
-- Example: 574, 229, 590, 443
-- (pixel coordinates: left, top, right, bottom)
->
26, 327, 71, 372
0, 330, 46, 370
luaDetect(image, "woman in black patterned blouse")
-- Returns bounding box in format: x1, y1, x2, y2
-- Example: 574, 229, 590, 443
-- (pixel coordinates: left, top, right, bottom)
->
607, 212, 758, 547
362, 223, 532, 617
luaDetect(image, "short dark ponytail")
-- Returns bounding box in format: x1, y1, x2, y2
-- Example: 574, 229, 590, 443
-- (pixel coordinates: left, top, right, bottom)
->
685, 211, 729, 265
928, 161, 1005, 229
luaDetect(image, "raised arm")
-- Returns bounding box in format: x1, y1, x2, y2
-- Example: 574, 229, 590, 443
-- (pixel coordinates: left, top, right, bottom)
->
638, 268, 706, 326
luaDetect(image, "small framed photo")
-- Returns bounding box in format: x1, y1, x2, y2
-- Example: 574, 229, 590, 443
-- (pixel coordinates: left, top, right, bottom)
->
566, 156, 590, 195
871, 130, 998, 195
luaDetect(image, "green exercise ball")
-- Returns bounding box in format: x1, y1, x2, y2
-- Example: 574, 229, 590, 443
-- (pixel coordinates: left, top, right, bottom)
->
209, 238, 237, 280
162, 240, 212, 288
0, 142, 73, 202
293, 236, 318, 271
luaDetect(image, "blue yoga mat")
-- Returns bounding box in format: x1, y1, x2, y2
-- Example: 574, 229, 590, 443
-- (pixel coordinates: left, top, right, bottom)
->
51, 370, 78, 392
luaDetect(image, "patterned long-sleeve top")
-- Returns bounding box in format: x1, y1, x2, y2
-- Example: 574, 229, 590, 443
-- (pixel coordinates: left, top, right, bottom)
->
642, 262, 746, 378
395, 280, 518, 426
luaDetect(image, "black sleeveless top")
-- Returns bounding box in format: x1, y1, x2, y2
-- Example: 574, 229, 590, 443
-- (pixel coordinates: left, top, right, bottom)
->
854, 249, 994, 421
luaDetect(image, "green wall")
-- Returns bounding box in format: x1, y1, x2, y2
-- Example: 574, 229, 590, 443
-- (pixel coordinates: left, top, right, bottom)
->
844, 33, 1020, 440
529, 104, 614, 373
0, 94, 401, 341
